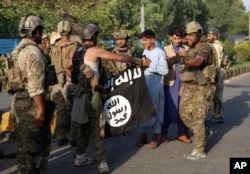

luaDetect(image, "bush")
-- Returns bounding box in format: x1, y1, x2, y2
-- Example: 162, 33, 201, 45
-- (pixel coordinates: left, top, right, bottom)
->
234, 41, 250, 61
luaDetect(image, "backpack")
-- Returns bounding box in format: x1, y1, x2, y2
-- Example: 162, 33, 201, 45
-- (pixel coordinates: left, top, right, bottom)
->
0, 42, 36, 94
202, 43, 218, 83
50, 42, 76, 85
221, 50, 231, 69
71, 44, 93, 84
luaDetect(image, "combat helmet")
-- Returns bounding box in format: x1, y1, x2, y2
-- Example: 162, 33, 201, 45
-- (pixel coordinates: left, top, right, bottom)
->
113, 29, 130, 39
81, 23, 99, 40
42, 33, 49, 39
50, 31, 61, 45
19, 14, 43, 37
207, 27, 220, 35
185, 21, 203, 34
57, 21, 72, 35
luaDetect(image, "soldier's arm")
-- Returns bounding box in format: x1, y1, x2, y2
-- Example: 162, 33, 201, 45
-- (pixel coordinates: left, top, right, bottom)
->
33, 94, 45, 127
65, 59, 72, 77
184, 56, 205, 67
86, 47, 150, 67
183, 44, 210, 67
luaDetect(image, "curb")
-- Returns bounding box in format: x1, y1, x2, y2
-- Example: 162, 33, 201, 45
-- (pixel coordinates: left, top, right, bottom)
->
224, 64, 250, 80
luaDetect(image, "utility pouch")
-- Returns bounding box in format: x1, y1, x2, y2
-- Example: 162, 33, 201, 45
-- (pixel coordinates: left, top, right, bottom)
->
194, 70, 207, 86
179, 65, 194, 82
85, 92, 102, 118
202, 65, 217, 83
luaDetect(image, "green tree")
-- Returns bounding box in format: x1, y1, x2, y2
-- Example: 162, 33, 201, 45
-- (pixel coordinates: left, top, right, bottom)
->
204, 0, 245, 35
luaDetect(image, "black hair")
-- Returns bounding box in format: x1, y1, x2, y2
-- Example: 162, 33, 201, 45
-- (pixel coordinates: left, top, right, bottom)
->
140, 30, 155, 39
168, 26, 183, 37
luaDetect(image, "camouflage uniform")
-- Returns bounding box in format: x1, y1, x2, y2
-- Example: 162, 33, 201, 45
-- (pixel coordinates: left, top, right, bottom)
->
177, 21, 218, 161
72, 51, 107, 163
179, 41, 215, 154
209, 40, 224, 122
50, 38, 76, 143
75, 92, 107, 163
11, 38, 50, 174
105, 29, 140, 77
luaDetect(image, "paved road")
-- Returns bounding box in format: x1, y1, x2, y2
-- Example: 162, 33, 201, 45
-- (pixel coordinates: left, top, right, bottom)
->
0, 72, 250, 174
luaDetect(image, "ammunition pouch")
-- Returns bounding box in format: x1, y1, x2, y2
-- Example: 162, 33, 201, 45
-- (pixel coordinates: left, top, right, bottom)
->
44, 65, 57, 88
201, 65, 217, 83
193, 70, 206, 85
71, 84, 91, 97
179, 65, 194, 82
203, 85, 216, 102
221, 55, 228, 68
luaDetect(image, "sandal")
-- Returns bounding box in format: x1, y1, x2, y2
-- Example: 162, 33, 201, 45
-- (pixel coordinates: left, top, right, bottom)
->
147, 141, 158, 148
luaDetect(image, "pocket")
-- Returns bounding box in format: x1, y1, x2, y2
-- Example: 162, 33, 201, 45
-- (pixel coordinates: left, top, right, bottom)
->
85, 92, 102, 118
179, 66, 194, 82
178, 85, 184, 96
202, 65, 217, 83
14, 98, 32, 111
203, 86, 215, 102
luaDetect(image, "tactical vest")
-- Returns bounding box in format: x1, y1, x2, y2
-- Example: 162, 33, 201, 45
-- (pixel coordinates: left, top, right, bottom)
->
0, 42, 37, 94
179, 43, 217, 85
108, 46, 136, 75
71, 44, 93, 84
50, 41, 76, 85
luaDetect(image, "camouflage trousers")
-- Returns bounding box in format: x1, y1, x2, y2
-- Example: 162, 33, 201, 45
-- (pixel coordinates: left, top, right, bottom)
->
50, 82, 73, 140
179, 83, 215, 153
209, 69, 224, 118
76, 92, 107, 163
11, 91, 51, 174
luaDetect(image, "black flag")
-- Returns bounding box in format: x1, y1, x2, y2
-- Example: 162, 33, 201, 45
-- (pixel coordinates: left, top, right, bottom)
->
103, 67, 156, 136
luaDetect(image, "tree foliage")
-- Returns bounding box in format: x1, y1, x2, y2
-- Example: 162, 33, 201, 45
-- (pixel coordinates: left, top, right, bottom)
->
0, 0, 249, 41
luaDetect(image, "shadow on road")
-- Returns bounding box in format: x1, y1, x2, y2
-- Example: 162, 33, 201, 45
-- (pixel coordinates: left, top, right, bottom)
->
206, 86, 250, 153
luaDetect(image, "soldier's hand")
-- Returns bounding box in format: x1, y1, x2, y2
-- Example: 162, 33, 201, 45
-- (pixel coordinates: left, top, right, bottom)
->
177, 50, 187, 57
35, 112, 45, 127
166, 57, 174, 66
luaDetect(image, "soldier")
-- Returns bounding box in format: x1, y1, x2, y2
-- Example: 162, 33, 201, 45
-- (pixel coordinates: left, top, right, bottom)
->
177, 21, 215, 160
64, 23, 150, 173
11, 14, 52, 173
207, 28, 224, 124
106, 29, 141, 76
106, 29, 141, 136
39, 33, 51, 66
50, 20, 77, 146
50, 31, 61, 47
41, 33, 51, 54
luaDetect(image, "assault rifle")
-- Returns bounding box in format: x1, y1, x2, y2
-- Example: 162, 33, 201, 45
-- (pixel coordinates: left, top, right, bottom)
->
28, 100, 56, 174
